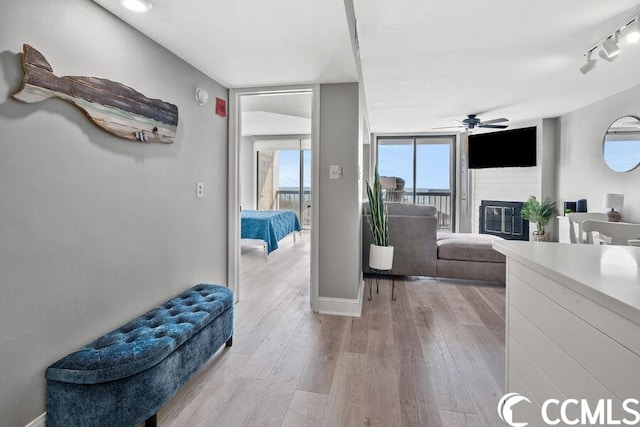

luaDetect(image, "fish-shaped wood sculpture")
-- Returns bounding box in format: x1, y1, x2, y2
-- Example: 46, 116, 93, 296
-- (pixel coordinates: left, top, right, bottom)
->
13, 44, 178, 144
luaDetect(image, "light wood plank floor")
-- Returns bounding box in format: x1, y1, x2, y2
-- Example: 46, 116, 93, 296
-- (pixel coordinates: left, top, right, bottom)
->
157, 231, 506, 426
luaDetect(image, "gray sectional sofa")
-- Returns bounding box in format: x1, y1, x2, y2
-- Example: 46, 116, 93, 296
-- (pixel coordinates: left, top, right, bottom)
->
362, 202, 506, 283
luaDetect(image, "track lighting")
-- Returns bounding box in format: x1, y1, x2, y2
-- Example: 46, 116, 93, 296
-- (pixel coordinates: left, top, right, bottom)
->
580, 51, 597, 74
599, 34, 619, 63
601, 32, 621, 59
579, 13, 640, 74
598, 49, 617, 62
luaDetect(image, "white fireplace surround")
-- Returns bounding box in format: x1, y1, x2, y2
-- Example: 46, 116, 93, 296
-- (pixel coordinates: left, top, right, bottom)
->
468, 119, 557, 239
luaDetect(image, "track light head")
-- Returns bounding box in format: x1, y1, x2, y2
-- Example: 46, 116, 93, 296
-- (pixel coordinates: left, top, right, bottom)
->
626, 18, 640, 43
601, 33, 621, 59
599, 48, 618, 62
580, 52, 598, 74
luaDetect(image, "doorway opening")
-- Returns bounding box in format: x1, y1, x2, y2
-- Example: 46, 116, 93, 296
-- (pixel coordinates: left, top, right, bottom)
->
228, 86, 319, 308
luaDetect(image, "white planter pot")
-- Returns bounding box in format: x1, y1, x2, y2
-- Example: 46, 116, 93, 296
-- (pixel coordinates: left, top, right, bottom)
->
369, 244, 394, 270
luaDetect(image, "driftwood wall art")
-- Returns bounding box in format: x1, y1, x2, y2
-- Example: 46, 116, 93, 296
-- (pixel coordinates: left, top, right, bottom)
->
13, 44, 178, 143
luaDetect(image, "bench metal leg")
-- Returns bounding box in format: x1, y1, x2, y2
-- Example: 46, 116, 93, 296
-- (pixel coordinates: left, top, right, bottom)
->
226, 336, 233, 347
145, 414, 157, 427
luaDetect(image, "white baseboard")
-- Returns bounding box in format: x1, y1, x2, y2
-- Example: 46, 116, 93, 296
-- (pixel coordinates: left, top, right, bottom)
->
315, 280, 363, 317
25, 413, 45, 427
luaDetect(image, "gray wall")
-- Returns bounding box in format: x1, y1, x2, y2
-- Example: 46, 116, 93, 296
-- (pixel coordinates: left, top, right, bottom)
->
558, 84, 640, 224
0, 1, 228, 425
318, 83, 361, 299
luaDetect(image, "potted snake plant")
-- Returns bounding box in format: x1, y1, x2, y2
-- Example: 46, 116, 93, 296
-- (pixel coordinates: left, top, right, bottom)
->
366, 168, 394, 270
520, 195, 557, 242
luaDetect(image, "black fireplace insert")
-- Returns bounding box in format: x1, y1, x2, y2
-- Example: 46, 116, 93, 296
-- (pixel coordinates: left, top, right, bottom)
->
479, 200, 529, 241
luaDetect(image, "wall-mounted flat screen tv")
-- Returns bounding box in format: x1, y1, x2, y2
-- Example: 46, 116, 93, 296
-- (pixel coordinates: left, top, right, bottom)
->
468, 126, 537, 169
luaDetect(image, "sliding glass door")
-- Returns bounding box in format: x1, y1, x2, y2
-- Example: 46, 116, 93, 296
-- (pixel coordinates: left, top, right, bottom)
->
255, 137, 312, 229
377, 135, 455, 231
377, 138, 414, 201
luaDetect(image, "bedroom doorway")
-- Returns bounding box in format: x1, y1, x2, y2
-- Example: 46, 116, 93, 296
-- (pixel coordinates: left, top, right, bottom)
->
228, 86, 319, 308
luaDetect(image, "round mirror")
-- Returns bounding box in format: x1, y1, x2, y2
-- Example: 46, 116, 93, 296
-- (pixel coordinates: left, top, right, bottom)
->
603, 116, 640, 172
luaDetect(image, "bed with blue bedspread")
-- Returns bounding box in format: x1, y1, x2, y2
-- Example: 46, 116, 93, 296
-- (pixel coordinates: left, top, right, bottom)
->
241, 209, 302, 254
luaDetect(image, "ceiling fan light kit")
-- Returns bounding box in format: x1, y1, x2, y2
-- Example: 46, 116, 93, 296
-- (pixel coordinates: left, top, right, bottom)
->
580, 13, 640, 74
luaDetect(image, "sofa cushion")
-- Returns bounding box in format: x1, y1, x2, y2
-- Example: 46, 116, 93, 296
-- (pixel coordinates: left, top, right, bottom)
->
437, 233, 506, 263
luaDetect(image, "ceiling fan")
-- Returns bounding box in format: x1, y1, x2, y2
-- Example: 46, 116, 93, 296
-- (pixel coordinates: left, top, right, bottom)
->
434, 114, 509, 130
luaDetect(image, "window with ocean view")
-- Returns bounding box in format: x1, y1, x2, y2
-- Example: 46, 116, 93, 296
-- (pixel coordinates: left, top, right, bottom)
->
256, 139, 312, 229
377, 135, 455, 231
276, 149, 312, 228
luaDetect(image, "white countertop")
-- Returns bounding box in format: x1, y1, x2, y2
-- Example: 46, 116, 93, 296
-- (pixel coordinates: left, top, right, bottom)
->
493, 240, 640, 325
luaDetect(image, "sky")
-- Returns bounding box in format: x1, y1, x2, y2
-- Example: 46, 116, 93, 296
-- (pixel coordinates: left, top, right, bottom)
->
276, 143, 452, 190
377, 143, 450, 190
278, 150, 311, 188
603, 139, 640, 172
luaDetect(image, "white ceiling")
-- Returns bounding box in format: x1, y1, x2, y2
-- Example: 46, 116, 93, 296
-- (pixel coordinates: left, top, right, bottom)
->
92, 0, 357, 88
241, 111, 311, 136
93, 0, 640, 133
241, 92, 312, 136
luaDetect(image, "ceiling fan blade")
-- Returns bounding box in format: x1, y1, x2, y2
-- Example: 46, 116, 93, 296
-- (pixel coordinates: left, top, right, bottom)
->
480, 117, 508, 125
433, 125, 465, 129
479, 124, 508, 129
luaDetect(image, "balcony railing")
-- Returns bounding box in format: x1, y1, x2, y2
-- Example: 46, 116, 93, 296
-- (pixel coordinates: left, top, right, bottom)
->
275, 190, 312, 227
274, 189, 452, 231
417, 191, 452, 230
384, 190, 452, 231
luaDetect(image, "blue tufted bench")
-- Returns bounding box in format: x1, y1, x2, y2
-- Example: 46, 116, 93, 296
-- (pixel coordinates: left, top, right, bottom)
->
45, 284, 234, 427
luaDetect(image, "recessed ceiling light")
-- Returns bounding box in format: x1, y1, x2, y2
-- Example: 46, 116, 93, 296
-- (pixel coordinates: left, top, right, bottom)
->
120, 0, 152, 13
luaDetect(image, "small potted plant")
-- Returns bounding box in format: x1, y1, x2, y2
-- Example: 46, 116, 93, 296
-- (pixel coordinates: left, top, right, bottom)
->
520, 195, 557, 242
366, 168, 394, 270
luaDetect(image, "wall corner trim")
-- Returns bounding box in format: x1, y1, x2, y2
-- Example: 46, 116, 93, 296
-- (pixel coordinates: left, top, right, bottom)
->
315, 280, 364, 317
25, 413, 46, 427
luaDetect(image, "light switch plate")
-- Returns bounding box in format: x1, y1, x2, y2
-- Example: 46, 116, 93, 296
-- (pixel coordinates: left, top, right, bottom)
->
329, 165, 343, 180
